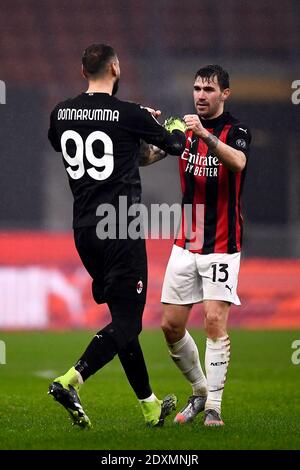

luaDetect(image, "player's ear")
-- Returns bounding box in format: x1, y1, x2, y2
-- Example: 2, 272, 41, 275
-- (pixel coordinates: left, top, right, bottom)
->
110, 58, 120, 78
81, 65, 88, 79
221, 88, 230, 102
111, 61, 117, 77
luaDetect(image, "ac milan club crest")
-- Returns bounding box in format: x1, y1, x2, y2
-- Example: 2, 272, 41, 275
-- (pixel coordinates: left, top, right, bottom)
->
136, 280, 143, 294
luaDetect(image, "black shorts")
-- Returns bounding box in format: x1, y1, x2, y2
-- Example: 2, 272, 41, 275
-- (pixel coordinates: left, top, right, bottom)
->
74, 227, 147, 305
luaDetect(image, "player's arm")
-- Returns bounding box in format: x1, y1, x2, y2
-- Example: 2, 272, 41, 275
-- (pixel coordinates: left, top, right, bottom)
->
184, 114, 250, 172
48, 109, 61, 152
123, 104, 186, 156
138, 140, 167, 166
141, 115, 185, 156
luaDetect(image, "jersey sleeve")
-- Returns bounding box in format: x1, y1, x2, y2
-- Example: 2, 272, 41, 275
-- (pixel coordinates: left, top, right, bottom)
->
121, 103, 186, 155
48, 108, 61, 152
226, 124, 251, 158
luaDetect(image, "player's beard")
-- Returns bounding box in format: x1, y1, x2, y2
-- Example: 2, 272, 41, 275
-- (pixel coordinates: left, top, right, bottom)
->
197, 104, 222, 120
112, 77, 120, 96
196, 95, 223, 119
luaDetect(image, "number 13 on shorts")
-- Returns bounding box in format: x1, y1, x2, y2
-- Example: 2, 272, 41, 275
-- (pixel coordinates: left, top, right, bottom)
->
206, 253, 241, 305
211, 263, 229, 283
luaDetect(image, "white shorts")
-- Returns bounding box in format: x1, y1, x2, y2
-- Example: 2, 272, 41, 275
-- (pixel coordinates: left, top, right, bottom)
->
161, 245, 241, 305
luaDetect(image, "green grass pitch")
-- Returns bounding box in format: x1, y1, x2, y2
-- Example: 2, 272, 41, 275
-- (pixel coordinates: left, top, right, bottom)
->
0, 330, 300, 450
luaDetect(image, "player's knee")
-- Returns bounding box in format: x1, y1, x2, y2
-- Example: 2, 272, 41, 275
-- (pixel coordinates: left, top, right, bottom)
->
206, 310, 221, 324
135, 317, 143, 336
103, 316, 142, 351
108, 298, 144, 344
120, 316, 142, 343
161, 318, 185, 343
161, 317, 174, 335
204, 308, 226, 338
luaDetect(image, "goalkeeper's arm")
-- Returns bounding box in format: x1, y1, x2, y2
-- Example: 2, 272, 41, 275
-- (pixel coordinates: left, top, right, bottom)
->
140, 109, 186, 157
138, 117, 187, 165
139, 140, 167, 167
160, 116, 187, 155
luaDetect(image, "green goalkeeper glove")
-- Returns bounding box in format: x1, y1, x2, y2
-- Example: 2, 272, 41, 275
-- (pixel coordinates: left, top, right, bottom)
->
163, 116, 187, 134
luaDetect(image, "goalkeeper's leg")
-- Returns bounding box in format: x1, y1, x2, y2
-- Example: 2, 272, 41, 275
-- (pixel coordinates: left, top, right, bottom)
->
118, 336, 177, 426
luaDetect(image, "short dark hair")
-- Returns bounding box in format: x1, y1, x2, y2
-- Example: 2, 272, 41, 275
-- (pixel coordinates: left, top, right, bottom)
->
82, 44, 116, 76
195, 65, 229, 90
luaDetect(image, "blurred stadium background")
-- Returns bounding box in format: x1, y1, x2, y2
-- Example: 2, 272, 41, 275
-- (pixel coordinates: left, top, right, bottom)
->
0, 0, 300, 330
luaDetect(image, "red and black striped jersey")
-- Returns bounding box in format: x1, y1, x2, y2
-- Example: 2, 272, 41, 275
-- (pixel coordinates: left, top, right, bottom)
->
175, 112, 251, 254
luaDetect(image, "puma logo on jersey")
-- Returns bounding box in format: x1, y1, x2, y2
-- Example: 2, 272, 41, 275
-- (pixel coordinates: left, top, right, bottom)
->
225, 285, 233, 294
239, 127, 248, 134
187, 137, 196, 145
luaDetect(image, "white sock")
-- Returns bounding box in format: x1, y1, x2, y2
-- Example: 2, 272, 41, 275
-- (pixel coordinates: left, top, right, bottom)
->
139, 393, 156, 403
168, 330, 207, 397
75, 369, 84, 385
205, 335, 230, 414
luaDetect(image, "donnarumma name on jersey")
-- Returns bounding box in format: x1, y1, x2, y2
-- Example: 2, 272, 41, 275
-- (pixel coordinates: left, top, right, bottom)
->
58, 108, 120, 121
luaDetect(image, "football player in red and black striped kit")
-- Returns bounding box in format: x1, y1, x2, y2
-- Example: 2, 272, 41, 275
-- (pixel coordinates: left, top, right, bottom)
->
161, 65, 251, 426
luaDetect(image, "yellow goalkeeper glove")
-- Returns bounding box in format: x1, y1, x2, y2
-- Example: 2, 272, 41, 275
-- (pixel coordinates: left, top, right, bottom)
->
163, 116, 187, 134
